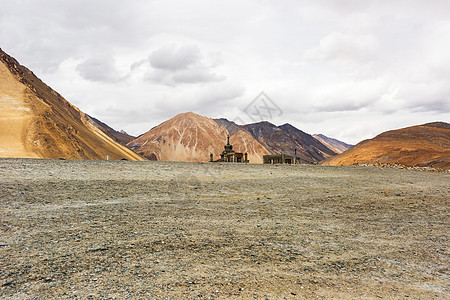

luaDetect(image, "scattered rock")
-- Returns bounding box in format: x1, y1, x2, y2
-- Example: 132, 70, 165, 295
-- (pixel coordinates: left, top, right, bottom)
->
2, 279, 14, 286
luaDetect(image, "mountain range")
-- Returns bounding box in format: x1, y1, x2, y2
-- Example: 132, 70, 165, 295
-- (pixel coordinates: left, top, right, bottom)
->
127, 112, 350, 163
1, 48, 447, 169
215, 118, 341, 163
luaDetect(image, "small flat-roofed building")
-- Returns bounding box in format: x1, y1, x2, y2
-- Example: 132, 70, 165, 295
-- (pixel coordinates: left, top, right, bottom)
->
263, 154, 294, 164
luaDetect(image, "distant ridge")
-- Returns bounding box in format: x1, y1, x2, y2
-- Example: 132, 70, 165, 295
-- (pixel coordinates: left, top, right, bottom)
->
313, 134, 353, 154
0, 48, 144, 160
214, 119, 338, 163
321, 122, 450, 169
126, 112, 340, 163
87, 115, 136, 146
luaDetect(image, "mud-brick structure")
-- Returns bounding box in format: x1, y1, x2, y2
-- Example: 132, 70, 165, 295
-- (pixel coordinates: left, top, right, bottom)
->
212, 136, 249, 163
263, 154, 294, 164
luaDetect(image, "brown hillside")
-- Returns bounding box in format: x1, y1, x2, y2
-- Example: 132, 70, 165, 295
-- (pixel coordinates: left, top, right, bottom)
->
229, 130, 270, 163
127, 112, 229, 162
321, 123, 450, 169
0, 48, 144, 161
127, 112, 270, 163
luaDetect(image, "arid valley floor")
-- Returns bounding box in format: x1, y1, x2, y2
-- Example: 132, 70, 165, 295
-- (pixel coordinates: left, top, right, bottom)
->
0, 159, 449, 299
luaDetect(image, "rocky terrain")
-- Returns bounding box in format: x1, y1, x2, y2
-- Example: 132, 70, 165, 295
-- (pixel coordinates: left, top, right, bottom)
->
1, 158, 448, 299
322, 122, 450, 170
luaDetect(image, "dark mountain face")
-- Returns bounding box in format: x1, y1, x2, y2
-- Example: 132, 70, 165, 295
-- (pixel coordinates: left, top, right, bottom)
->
277, 123, 337, 162
213, 118, 242, 136
86, 115, 135, 146
421, 122, 450, 130
242, 121, 289, 155
212, 119, 337, 163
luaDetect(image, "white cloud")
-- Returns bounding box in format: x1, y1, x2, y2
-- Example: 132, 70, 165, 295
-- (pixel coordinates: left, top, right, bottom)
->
312, 78, 388, 112
129, 44, 226, 86
149, 45, 201, 71
303, 33, 379, 68
76, 55, 125, 83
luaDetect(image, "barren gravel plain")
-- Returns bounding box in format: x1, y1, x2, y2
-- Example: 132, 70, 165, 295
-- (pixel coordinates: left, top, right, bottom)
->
0, 158, 449, 299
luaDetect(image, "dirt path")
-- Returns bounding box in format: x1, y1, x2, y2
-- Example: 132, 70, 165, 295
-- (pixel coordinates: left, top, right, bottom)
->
0, 159, 448, 299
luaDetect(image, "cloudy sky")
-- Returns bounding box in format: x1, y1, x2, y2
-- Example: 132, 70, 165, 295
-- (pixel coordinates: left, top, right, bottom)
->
1, 0, 449, 144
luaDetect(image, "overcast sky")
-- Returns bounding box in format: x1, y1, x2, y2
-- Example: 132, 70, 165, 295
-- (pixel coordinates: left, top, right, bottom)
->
1, 0, 449, 144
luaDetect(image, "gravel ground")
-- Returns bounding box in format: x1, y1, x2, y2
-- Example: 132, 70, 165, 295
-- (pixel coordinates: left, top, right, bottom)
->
0, 158, 449, 299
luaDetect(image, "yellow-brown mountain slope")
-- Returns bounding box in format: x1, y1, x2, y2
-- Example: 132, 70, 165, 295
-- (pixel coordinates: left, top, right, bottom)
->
229, 130, 270, 163
127, 112, 270, 163
0, 48, 144, 160
321, 122, 450, 169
